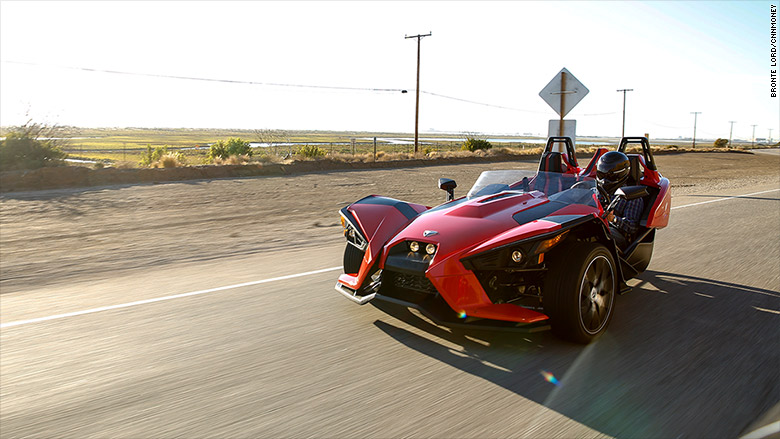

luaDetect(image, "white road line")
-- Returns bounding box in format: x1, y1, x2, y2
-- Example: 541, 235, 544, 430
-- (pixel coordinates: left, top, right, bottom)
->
3, 188, 779, 330
671, 188, 780, 210
740, 420, 780, 439
752, 306, 780, 315
0, 266, 342, 329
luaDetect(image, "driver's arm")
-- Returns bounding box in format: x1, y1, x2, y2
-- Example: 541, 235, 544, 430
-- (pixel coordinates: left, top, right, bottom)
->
610, 198, 645, 235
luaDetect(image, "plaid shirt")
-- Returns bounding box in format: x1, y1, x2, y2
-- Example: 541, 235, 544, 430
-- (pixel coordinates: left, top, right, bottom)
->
611, 196, 645, 237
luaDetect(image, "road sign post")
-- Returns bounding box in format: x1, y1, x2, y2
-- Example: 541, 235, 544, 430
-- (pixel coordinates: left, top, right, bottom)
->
548, 120, 577, 146
539, 68, 588, 151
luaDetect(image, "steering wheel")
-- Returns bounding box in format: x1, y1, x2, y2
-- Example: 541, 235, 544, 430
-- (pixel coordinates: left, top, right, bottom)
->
597, 184, 611, 204
571, 181, 591, 190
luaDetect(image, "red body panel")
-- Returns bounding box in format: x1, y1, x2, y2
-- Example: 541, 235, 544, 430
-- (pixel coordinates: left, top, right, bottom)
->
428, 273, 548, 323
342, 198, 427, 289
629, 155, 670, 229
372, 192, 595, 324
645, 177, 671, 228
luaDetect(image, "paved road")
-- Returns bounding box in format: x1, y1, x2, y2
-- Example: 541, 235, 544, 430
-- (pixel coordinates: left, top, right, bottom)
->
1, 183, 779, 438
750, 148, 780, 156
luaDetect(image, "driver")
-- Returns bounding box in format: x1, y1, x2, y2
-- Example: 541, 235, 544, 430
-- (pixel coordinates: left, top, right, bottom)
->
596, 151, 644, 250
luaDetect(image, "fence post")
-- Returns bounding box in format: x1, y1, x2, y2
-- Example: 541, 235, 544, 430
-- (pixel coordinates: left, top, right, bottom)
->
373, 137, 377, 161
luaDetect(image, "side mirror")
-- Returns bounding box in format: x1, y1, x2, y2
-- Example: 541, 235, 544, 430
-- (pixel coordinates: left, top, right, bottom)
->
615, 185, 649, 201
438, 178, 457, 201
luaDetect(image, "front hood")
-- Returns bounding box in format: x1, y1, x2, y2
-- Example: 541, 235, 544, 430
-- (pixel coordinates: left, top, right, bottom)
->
385, 191, 554, 264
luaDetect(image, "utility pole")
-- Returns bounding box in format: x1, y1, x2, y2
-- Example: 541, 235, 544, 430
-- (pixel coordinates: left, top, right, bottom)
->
751, 124, 757, 147
616, 89, 633, 137
405, 32, 431, 154
690, 112, 701, 148
728, 121, 736, 148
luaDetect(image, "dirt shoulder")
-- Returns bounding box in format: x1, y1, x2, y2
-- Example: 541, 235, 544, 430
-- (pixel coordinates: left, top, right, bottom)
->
1, 152, 778, 292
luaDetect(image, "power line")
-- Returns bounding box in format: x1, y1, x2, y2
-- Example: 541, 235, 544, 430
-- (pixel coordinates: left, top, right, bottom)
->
3, 59, 608, 117
419, 90, 546, 114
3, 60, 406, 93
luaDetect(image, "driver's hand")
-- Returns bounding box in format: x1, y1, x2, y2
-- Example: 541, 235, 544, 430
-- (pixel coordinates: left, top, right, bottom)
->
606, 211, 615, 223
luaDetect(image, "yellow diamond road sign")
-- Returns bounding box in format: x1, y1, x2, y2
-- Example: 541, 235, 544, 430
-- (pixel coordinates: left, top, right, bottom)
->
539, 67, 589, 118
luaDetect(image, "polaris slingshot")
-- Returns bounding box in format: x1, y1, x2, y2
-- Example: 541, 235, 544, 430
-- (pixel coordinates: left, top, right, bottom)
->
335, 137, 670, 343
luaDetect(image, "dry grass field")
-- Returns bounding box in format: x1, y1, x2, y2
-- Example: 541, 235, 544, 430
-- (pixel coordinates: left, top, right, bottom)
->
2, 126, 769, 167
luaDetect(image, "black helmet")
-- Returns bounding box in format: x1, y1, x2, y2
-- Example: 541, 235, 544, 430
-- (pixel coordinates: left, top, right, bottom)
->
596, 151, 630, 193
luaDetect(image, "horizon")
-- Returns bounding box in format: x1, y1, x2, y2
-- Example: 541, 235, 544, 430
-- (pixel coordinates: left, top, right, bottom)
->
1, 125, 765, 144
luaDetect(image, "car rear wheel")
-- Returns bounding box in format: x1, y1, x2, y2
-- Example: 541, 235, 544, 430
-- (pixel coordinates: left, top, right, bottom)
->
544, 242, 616, 343
343, 243, 364, 274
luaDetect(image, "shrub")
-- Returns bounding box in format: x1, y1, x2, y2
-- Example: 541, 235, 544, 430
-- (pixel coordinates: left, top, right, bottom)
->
461, 137, 492, 152
158, 153, 185, 168
0, 125, 67, 171
213, 154, 250, 165
255, 153, 282, 164
713, 138, 729, 148
298, 144, 326, 158
139, 145, 169, 167
209, 138, 252, 160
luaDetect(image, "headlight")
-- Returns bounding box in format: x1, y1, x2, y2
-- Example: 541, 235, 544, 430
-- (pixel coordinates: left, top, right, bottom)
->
535, 231, 569, 254
511, 250, 523, 263
426, 243, 437, 255
409, 241, 420, 252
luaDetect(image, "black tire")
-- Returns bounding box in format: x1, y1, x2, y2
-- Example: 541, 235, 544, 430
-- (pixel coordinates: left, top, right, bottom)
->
543, 242, 617, 344
343, 243, 364, 274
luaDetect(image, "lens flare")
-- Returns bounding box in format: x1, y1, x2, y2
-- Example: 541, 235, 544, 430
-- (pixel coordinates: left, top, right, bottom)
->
540, 370, 560, 386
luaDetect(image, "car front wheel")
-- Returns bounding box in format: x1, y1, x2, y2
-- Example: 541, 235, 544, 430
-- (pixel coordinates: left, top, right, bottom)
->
544, 242, 617, 343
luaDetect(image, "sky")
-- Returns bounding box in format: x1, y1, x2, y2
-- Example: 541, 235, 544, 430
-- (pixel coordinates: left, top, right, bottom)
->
0, 1, 776, 141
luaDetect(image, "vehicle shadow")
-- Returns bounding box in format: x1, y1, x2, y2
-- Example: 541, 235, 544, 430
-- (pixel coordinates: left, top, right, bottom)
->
372, 270, 780, 438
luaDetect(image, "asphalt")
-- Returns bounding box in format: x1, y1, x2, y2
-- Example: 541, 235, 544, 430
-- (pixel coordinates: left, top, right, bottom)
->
750, 148, 780, 156
1, 183, 779, 438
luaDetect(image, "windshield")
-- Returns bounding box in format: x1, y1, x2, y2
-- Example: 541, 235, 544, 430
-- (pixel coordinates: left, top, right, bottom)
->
467, 170, 598, 205
467, 170, 535, 199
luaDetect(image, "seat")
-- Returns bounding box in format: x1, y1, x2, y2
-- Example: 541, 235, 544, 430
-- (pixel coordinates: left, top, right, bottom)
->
533, 152, 574, 195
579, 148, 609, 178
538, 151, 565, 173
625, 154, 642, 186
